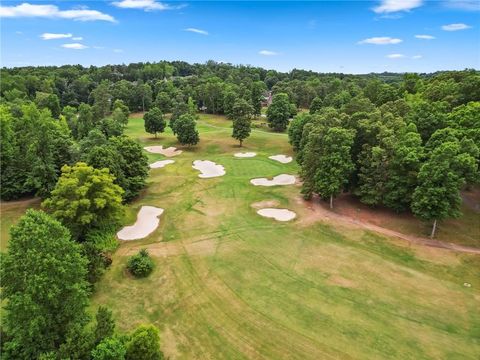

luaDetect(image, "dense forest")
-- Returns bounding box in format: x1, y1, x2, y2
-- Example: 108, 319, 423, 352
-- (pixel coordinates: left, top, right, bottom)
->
0, 60, 479, 358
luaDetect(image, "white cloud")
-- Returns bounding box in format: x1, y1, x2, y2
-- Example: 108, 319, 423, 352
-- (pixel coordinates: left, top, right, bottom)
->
442, 23, 472, 31
444, 0, 480, 11
113, 49, 124, 53
412, 55, 423, 59
373, 0, 423, 13
184, 28, 208, 35
112, 0, 185, 11
358, 36, 403, 45
40, 33, 72, 40
0, 3, 115, 22
386, 53, 405, 58
415, 34, 435, 39
72, 36, 83, 41
61, 43, 88, 50
259, 50, 279, 56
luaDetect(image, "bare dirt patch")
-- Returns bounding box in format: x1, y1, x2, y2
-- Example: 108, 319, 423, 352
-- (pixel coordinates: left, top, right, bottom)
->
327, 275, 357, 288
149, 160, 175, 169
251, 200, 280, 209
144, 146, 182, 157
192, 160, 226, 178
296, 195, 480, 255
250, 174, 296, 186
117, 206, 164, 240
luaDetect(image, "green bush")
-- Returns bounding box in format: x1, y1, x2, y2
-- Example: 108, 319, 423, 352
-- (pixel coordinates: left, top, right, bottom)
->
127, 249, 154, 278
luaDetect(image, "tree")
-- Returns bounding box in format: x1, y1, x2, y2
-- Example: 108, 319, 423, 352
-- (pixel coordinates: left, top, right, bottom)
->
77, 103, 95, 139
315, 127, 355, 208
406, 100, 448, 142
113, 99, 130, 118
223, 90, 237, 119
35, 91, 61, 118
43, 162, 124, 240
144, 107, 166, 138
94, 307, 116, 345
169, 100, 188, 134
301, 127, 355, 207
109, 136, 149, 202
309, 96, 323, 114
266, 93, 291, 132
62, 105, 78, 137
0, 106, 20, 200
288, 113, 312, 152
92, 337, 126, 360
231, 98, 253, 146
1, 210, 89, 359
383, 123, 424, 212
112, 107, 128, 126
175, 113, 199, 146
125, 325, 163, 360
251, 81, 266, 117
412, 141, 477, 238
92, 80, 112, 121
154, 92, 172, 113
100, 117, 124, 138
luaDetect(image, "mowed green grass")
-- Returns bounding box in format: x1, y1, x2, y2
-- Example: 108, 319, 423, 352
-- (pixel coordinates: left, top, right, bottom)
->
91, 114, 480, 359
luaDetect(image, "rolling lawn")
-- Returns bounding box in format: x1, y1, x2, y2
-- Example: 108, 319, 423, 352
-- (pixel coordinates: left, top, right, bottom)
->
90, 114, 480, 359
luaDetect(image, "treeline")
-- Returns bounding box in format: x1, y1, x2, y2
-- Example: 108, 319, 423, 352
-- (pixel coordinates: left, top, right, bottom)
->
288, 72, 479, 237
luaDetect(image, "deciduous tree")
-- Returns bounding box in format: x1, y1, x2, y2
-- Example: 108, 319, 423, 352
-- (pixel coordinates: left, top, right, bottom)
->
43, 162, 124, 240
231, 98, 254, 146
1, 210, 89, 359
144, 107, 166, 138
175, 114, 199, 146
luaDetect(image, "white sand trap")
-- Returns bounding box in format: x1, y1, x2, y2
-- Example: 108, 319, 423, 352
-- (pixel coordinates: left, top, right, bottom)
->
144, 146, 182, 157
250, 174, 296, 186
269, 154, 293, 164
117, 206, 164, 240
192, 160, 226, 178
257, 208, 296, 222
234, 152, 257, 158
149, 160, 175, 169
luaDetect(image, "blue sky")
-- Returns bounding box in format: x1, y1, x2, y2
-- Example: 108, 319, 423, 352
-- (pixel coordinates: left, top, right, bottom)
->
1, 0, 479, 73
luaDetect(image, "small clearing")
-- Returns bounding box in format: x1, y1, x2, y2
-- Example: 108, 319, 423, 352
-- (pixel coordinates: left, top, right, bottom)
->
257, 208, 296, 221
144, 146, 182, 157
250, 174, 296, 186
234, 152, 257, 158
117, 206, 164, 240
150, 160, 175, 169
192, 160, 226, 178
269, 154, 292, 164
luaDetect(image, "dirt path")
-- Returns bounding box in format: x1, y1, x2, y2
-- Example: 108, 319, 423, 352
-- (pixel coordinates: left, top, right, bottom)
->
297, 197, 480, 255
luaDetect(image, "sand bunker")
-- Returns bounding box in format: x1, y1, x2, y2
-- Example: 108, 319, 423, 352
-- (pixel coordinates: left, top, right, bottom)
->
234, 152, 257, 158
144, 146, 182, 157
117, 206, 164, 240
192, 160, 226, 178
269, 154, 293, 164
250, 174, 296, 186
257, 208, 296, 221
149, 160, 175, 169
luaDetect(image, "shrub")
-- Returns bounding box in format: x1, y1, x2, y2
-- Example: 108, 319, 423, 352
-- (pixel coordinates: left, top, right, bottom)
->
127, 249, 154, 278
